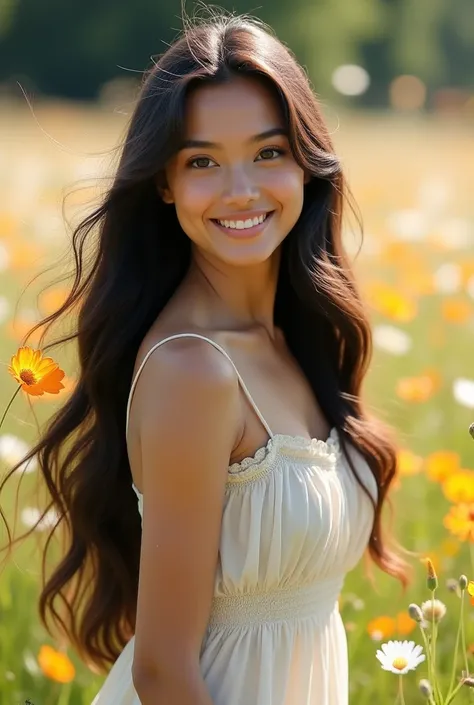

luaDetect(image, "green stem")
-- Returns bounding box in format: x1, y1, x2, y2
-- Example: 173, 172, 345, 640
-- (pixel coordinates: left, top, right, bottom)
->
56, 680, 72, 705
420, 625, 435, 695
445, 678, 467, 705
448, 591, 465, 699
398, 676, 406, 705
0, 386, 21, 430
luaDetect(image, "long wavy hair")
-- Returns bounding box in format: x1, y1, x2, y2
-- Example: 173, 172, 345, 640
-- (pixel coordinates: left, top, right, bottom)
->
0, 11, 410, 674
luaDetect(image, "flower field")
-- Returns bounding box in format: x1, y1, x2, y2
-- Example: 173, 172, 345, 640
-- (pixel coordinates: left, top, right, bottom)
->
0, 102, 474, 704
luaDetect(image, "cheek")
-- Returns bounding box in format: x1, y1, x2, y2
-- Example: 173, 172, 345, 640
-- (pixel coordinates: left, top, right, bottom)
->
174, 175, 218, 218
265, 166, 305, 214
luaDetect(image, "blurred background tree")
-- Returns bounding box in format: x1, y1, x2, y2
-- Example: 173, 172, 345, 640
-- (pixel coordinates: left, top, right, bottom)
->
0, 0, 473, 107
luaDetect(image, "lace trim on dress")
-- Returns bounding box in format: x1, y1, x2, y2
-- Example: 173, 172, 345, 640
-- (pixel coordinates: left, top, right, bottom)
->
226, 427, 340, 485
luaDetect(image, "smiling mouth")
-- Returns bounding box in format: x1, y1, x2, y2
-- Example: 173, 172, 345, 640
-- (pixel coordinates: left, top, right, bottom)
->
211, 211, 273, 231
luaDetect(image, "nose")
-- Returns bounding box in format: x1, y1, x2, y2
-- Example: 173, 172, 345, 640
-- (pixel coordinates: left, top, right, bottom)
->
221, 166, 259, 207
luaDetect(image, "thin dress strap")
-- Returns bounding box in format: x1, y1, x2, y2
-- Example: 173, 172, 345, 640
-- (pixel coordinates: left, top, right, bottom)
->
125, 333, 274, 439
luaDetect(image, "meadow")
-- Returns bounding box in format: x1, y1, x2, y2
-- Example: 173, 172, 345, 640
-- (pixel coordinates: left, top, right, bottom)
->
0, 101, 474, 704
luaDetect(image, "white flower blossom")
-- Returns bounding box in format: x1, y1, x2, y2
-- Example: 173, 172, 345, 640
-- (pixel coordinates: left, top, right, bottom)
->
376, 640, 425, 675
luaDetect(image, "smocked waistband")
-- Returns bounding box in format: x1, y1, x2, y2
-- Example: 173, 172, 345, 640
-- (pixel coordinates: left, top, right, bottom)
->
207, 578, 343, 629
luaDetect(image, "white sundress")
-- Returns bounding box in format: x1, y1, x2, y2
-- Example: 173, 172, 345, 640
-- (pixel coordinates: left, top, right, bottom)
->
91, 333, 377, 705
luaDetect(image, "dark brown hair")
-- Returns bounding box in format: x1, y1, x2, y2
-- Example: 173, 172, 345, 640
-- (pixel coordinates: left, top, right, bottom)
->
0, 11, 409, 674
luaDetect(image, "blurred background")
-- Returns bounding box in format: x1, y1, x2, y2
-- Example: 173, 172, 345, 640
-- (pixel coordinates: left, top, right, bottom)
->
1, 1, 474, 704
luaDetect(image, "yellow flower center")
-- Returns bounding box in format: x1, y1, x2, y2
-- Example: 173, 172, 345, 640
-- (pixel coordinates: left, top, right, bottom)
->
19, 368, 37, 386
392, 657, 408, 671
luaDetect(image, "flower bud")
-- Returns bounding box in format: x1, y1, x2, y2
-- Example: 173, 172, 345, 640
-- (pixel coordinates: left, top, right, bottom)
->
447, 578, 461, 596
469, 422, 474, 440
421, 599, 447, 623
459, 575, 469, 590
419, 679, 433, 698
463, 677, 474, 688
408, 603, 424, 622
423, 557, 438, 591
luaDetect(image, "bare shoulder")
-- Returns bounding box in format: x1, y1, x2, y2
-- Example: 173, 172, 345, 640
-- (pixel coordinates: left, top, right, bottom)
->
134, 333, 241, 419
131, 334, 243, 682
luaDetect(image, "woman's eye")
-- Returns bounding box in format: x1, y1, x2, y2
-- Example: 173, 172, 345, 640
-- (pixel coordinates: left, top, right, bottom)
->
189, 156, 216, 169
257, 148, 284, 161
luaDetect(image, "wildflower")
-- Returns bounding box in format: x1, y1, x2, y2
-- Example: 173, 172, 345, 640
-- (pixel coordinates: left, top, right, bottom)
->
408, 604, 423, 623
373, 325, 412, 356
421, 599, 447, 623
376, 640, 425, 675
443, 470, 474, 503
37, 644, 75, 683
444, 504, 474, 542
396, 449, 424, 477
425, 451, 461, 483
366, 282, 417, 322
419, 679, 433, 698
441, 298, 472, 324
396, 611, 417, 636
396, 374, 438, 403
0, 434, 37, 474
367, 616, 396, 641
422, 557, 438, 590
8, 346, 65, 397
446, 578, 461, 597
453, 378, 474, 409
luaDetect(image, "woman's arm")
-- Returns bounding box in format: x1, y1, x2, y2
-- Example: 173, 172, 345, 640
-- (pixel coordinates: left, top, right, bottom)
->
130, 338, 242, 704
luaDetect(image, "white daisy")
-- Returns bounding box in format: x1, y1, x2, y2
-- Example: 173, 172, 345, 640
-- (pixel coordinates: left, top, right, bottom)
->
453, 378, 474, 409
376, 640, 425, 675
0, 434, 38, 474
373, 324, 412, 356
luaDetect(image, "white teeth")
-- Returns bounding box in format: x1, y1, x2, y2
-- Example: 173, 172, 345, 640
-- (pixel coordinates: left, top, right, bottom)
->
217, 213, 268, 229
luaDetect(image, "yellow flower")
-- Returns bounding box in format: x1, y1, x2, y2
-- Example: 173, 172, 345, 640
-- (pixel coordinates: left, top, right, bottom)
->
397, 449, 424, 476
38, 644, 75, 683
366, 282, 417, 322
444, 504, 474, 542
425, 451, 461, 483
442, 471, 474, 504
8, 346, 65, 396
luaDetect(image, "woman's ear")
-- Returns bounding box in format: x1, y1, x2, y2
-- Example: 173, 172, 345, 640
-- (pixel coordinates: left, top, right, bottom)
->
160, 188, 174, 204
155, 175, 174, 204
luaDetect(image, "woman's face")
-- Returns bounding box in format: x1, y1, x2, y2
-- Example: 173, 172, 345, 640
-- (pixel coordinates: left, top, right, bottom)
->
162, 75, 307, 267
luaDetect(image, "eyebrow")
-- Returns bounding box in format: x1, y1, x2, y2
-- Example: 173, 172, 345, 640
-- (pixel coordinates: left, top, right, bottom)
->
179, 127, 288, 151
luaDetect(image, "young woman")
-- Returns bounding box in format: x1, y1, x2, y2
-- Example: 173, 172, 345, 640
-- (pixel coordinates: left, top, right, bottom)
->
2, 12, 408, 705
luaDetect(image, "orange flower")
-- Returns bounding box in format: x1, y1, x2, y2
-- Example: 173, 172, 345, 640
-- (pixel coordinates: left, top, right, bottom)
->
425, 451, 461, 483
395, 611, 417, 636
396, 371, 440, 403
397, 449, 424, 476
444, 504, 474, 542
442, 471, 474, 504
8, 346, 65, 396
421, 556, 439, 590
367, 615, 396, 640
441, 298, 472, 324
38, 644, 75, 683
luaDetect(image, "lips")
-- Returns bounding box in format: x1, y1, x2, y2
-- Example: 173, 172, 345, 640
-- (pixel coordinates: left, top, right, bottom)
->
210, 211, 275, 239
